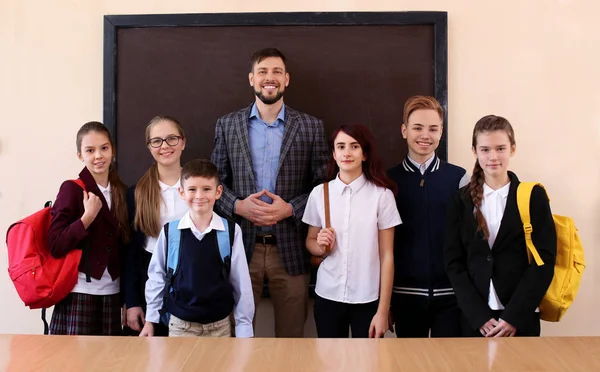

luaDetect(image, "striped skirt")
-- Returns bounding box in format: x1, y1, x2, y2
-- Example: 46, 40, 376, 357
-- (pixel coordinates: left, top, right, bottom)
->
49, 293, 122, 335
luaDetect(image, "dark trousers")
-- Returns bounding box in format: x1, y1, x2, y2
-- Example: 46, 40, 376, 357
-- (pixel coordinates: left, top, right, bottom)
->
391, 295, 462, 338
314, 294, 379, 338
123, 321, 169, 336
461, 310, 541, 337
122, 249, 169, 337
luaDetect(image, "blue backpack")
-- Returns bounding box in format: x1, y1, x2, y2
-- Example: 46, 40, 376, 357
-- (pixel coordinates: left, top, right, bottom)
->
159, 216, 235, 325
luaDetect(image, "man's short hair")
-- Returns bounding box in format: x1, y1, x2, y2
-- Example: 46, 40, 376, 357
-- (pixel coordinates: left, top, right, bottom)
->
181, 159, 220, 186
403, 95, 444, 124
249, 48, 288, 72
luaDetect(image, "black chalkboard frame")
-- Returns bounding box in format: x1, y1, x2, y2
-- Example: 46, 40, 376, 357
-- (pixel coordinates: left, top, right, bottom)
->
103, 11, 449, 159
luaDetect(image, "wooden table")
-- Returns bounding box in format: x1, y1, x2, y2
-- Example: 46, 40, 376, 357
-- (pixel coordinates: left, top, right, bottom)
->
1, 335, 599, 371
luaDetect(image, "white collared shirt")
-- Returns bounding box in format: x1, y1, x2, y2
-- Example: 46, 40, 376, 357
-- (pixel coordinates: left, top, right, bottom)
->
145, 211, 254, 337
144, 179, 189, 253
72, 182, 119, 295
480, 182, 511, 310
302, 173, 402, 304
98, 183, 111, 210
407, 154, 436, 175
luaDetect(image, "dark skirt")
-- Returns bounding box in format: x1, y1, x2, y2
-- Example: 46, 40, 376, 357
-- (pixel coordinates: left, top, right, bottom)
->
49, 292, 122, 335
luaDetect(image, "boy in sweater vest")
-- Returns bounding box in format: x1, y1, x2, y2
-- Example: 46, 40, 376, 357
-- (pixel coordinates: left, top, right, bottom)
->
140, 159, 254, 337
387, 96, 468, 338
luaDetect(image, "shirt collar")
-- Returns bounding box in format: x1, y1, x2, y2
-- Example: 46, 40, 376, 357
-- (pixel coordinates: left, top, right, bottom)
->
97, 182, 111, 194
407, 154, 436, 171
402, 155, 440, 173
177, 211, 225, 234
483, 182, 511, 199
249, 103, 286, 124
159, 178, 181, 192
331, 172, 368, 195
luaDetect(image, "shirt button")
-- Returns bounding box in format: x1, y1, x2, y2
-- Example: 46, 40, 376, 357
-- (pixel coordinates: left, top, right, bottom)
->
487, 255, 492, 262
106, 246, 112, 252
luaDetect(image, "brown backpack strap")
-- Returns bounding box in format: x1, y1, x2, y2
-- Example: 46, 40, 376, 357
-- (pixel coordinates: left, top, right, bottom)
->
324, 182, 331, 228
310, 182, 332, 267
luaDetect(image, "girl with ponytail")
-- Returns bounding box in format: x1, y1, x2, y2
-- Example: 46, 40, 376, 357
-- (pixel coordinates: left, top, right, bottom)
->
123, 116, 187, 336
444, 115, 556, 337
48, 121, 130, 335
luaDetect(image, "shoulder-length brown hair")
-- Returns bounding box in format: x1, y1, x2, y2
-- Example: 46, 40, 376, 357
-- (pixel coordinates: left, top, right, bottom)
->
327, 124, 397, 195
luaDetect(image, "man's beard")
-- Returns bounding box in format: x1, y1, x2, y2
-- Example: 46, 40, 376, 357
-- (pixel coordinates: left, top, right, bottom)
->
254, 88, 284, 105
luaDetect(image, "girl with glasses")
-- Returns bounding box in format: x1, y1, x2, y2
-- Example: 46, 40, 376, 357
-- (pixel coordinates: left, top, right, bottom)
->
122, 116, 188, 336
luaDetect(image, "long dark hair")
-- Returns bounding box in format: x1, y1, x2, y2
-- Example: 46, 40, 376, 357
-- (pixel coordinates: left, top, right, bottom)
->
327, 124, 397, 195
469, 115, 516, 239
76, 121, 130, 244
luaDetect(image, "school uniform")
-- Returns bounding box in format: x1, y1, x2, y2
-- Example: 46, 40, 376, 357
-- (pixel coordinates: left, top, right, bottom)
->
444, 171, 556, 336
145, 211, 255, 338
302, 174, 402, 338
48, 167, 122, 335
387, 155, 468, 338
122, 180, 188, 335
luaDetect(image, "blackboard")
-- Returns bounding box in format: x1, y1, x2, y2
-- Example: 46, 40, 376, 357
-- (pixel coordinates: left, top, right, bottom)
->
103, 11, 448, 294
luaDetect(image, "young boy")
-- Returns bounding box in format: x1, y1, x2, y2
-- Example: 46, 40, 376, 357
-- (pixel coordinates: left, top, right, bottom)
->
387, 96, 469, 338
140, 159, 254, 337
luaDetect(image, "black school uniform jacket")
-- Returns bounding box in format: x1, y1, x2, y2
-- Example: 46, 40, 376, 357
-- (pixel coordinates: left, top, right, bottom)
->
388, 156, 466, 299
122, 184, 148, 309
444, 171, 556, 331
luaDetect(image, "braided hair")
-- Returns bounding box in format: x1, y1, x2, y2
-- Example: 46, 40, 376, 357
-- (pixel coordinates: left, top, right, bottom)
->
468, 115, 516, 239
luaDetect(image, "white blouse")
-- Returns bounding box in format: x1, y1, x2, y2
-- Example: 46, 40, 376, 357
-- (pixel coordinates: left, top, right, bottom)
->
302, 173, 402, 304
144, 179, 189, 253
480, 182, 510, 310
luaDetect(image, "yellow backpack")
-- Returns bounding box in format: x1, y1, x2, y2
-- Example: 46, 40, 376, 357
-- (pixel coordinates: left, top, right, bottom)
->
516, 182, 585, 322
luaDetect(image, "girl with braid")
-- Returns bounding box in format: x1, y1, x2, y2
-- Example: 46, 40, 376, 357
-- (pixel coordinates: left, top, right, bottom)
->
444, 115, 556, 337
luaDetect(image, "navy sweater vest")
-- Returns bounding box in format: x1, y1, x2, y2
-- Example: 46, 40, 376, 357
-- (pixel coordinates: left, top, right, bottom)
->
388, 157, 466, 298
166, 229, 234, 324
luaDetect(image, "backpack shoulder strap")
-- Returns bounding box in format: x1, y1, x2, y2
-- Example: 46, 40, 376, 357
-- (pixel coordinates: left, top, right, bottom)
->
517, 182, 545, 266
166, 220, 182, 275
71, 178, 87, 192
216, 216, 233, 262
159, 220, 182, 324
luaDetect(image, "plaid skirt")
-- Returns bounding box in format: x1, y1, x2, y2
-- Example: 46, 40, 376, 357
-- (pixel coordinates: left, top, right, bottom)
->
49, 292, 122, 335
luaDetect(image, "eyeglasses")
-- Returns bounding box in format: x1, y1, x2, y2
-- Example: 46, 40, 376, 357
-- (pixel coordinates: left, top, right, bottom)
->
148, 136, 182, 148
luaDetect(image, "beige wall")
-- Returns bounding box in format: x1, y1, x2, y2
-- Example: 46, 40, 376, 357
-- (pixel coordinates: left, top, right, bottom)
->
1, 0, 598, 336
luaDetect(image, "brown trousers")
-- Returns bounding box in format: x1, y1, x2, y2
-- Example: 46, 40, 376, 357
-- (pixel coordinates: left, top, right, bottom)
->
249, 242, 309, 337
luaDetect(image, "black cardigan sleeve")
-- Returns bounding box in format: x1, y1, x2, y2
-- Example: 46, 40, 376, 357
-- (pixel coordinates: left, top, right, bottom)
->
444, 191, 493, 330
122, 185, 146, 309
501, 185, 557, 329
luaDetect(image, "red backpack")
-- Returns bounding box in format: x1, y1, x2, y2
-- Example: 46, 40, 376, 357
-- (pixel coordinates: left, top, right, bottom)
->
6, 179, 86, 310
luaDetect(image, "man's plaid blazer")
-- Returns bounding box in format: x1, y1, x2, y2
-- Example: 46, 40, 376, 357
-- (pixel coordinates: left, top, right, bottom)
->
211, 103, 328, 276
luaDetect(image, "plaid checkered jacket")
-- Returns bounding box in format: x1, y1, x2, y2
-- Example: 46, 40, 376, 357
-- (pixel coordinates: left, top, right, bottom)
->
211, 104, 328, 275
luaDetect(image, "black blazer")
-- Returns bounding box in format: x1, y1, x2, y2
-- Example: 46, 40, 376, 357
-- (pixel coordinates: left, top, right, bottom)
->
444, 171, 556, 331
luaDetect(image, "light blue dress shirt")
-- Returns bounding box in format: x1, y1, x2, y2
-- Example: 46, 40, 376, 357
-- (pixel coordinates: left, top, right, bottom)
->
248, 103, 285, 233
